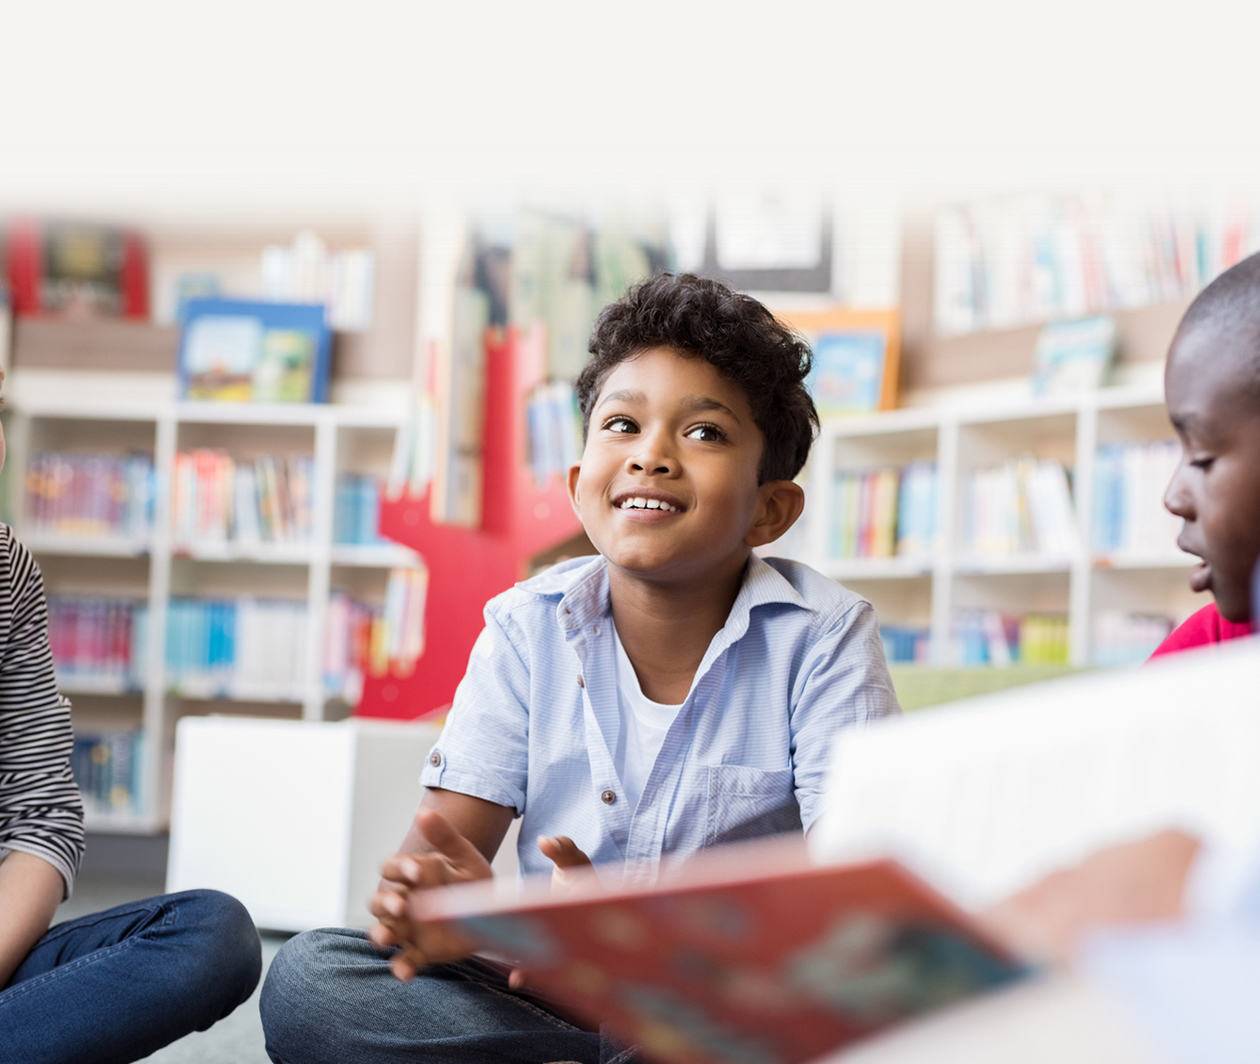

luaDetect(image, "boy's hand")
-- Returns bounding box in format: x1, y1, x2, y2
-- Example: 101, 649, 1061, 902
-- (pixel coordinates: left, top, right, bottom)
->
537, 834, 593, 893
368, 807, 492, 981
506, 834, 594, 990
978, 828, 1201, 965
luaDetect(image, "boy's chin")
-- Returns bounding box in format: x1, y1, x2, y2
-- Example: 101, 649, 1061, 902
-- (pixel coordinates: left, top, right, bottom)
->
1214, 590, 1255, 627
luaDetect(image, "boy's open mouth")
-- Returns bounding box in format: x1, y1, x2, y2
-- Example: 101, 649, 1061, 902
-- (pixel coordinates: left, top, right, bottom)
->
1179, 538, 1211, 593
612, 492, 684, 514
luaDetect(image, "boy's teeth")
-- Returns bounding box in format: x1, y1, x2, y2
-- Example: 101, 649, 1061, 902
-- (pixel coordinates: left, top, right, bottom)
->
619, 497, 677, 512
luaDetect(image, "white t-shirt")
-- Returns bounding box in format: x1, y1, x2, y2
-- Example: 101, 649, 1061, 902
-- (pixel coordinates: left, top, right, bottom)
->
612, 624, 683, 814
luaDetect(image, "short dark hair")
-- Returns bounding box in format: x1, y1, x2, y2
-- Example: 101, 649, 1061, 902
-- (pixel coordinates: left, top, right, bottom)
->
1175, 250, 1260, 397
576, 273, 819, 482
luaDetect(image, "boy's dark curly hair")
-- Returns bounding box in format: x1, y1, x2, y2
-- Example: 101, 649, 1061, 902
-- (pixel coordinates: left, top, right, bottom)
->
576, 273, 819, 483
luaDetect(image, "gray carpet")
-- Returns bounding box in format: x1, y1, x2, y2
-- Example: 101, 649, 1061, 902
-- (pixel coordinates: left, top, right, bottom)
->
57, 878, 285, 1063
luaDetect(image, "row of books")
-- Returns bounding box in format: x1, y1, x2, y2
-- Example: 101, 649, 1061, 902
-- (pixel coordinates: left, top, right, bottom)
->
172, 449, 314, 547
333, 473, 387, 546
44, 585, 421, 707
1092, 440, 1182, 554
828, 461, 938, 560
934, 192, 1260, 334
259, 231, 375, 332
24, 452, 154, 539
48, 596, 147, 689
963, 457, 1078, 558
72, 729, 144, 818
526, 381, 582, 484
323, 568, 426, 702
165, 597, 308, 699
953, 610, 1070, 666
1092, 610, 1177, 667
881, 624, 931, 664
933, 611, 1173, 668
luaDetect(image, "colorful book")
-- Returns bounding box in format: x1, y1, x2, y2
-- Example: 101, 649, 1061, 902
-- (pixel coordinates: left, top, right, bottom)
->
415, 835, 1027, 1064
177, 298, 332, 403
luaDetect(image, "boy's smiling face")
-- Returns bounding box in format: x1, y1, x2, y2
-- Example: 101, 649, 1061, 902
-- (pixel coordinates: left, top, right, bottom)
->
1163, 326, 1260, 623
568, 345, 791, 592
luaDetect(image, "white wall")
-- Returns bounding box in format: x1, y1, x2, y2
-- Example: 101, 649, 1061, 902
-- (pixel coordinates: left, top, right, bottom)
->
3, 1, 1258, 217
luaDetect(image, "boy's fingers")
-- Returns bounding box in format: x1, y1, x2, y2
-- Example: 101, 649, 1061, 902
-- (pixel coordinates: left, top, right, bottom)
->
414, 808, 492, 877
379, 854, 425, 887
538, 834, 591, 869
369, 888, 409, 921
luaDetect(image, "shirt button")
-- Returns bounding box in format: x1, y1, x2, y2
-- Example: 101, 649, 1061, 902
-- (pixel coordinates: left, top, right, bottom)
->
428, 751, 442, 767
593, 624, 600, 635
601, 788, 617, 805
577, 675, 585, 688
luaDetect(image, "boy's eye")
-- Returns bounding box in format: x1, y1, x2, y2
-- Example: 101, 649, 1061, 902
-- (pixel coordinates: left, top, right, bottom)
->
684, 423, 726, 443
601, 415, 637, 434
1189, 456, 1215, 471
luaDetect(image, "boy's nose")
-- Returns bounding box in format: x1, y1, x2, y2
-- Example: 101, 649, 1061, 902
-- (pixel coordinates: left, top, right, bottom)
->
1163, 463, 1193, 519
627, 432, 677, 476
628, 453, 676, 475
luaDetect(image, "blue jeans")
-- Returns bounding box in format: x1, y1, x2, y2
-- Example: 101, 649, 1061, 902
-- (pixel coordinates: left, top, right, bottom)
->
0, 888, 262, 1064
261, 927, 638, 1064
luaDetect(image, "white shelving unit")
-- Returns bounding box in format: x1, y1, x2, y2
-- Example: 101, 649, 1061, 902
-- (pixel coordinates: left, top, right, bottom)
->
4, 372, 419, 832
800, 380, 1201, 668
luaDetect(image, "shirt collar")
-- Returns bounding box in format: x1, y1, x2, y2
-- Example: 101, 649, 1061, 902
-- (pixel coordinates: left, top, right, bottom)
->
529, 552, 810, 636
718, 552, 810, 646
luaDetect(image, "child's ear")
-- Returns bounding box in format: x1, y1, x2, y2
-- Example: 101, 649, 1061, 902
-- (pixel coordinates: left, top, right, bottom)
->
745, 480, 805, 549
566, 464, 582, 516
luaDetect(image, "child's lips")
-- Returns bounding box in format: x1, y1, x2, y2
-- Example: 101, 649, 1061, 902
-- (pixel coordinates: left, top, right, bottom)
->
1189, 560, 1212, 593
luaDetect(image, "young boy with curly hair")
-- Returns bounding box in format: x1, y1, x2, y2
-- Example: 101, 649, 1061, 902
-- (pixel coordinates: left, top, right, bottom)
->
261, 273, 900, 1064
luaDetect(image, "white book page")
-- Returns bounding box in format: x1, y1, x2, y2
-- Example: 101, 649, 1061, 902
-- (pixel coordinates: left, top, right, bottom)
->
810, 638, 1260, 910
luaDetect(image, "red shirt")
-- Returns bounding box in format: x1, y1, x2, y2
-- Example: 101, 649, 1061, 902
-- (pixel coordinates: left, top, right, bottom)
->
1148, 603, 1254, 660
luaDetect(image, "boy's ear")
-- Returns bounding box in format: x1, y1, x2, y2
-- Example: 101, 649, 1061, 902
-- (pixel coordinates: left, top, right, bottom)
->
566, 464, 582, 515
745, 480, 805, 549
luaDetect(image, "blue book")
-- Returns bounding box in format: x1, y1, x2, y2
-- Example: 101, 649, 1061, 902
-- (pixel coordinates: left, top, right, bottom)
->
808, 331, 889, 416
178, 298, 333, 403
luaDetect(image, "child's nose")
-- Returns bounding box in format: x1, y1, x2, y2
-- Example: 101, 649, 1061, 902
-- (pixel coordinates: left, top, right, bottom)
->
1163, 463, 1194, 519
627, 429, 676, 475
628, 453, 676, 475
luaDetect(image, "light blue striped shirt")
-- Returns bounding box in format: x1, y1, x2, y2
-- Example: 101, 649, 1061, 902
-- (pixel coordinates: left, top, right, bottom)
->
420, 553, 899, 882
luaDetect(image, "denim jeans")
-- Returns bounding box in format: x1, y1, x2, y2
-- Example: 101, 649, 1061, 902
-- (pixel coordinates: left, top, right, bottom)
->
261, 927, 639, 1064
0, 888, 262, 1064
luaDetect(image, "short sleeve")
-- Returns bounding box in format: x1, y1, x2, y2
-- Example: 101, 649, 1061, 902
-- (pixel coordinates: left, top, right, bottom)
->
418, 602, 532, 814
789, 599, 900, 834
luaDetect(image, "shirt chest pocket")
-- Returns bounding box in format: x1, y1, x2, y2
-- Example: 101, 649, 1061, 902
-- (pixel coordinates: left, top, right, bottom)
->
704, 765, 801, 847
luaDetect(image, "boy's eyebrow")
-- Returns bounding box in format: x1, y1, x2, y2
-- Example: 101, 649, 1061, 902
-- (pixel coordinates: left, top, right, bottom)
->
596, 389, 744, 424
1169, 411, 1203, 435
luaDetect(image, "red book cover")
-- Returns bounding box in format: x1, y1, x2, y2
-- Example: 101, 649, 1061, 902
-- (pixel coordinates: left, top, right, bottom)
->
415, 836, 1028, 1064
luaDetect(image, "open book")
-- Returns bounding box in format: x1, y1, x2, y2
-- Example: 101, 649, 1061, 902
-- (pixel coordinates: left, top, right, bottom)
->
416, 637, 1260, 1064
416, 837, 1027, 1064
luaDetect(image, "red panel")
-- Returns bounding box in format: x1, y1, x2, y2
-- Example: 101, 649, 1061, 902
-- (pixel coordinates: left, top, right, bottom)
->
5, 218, 42, 315
357, 322, 580, 719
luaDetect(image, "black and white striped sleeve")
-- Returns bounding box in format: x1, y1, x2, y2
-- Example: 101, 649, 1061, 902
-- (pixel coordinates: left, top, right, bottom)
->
0, 524, 85, 898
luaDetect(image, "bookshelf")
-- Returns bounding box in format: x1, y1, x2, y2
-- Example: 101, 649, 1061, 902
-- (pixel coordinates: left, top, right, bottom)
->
798, 378, 1200, 669
4, 373, 420, 832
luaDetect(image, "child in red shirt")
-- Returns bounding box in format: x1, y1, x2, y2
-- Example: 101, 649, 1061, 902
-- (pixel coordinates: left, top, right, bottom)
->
1148, 251, 1260, 658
